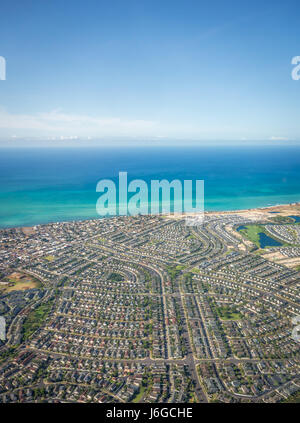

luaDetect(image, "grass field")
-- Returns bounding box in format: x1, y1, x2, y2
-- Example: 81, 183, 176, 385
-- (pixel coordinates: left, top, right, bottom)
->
131, 376, 153, 403
44, 255, 55, 261
175, 264, 186, 270
131, 385, 147, 403
239, 224, 286, 249
1, 272, 42, 293
239, 224, 264, 247
23, 301, 53, 341
216, 305, 242, 321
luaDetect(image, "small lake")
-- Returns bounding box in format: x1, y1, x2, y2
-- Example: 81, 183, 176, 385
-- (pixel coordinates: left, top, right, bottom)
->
258, 232, 283, 248
237, 225, 247, 231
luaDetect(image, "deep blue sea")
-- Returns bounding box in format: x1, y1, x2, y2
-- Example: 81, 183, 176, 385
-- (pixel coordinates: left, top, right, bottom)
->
0, 145, 300, 228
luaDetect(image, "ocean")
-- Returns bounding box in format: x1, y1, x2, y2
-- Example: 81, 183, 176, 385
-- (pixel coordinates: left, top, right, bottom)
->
0, 145, 300, 228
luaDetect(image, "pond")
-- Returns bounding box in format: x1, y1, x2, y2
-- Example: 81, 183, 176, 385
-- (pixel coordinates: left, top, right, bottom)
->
258, 232, 283, 248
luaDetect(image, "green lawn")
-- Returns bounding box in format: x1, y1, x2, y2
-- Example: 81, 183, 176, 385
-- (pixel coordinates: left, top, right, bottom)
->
239, 224, 264, 247
44, 255, 55, 261
131, 385, 147, 403
175, 265, 186, 270
23, 301, 53, 340
216, 305, 242, 321
166, 266, 181, 280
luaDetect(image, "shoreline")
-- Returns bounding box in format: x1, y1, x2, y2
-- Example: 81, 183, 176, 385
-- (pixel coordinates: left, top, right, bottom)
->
1, 201, 300, 232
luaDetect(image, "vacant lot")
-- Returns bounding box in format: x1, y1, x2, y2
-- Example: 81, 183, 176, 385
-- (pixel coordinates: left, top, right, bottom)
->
1, 272, 42, 293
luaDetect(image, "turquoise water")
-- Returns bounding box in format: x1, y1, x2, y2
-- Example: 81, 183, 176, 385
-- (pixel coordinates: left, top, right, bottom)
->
0, 145, 300, 228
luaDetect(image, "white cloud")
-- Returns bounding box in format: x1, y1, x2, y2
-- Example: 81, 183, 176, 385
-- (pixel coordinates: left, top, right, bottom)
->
0, 108, 158, 138
0, 107, 297, 144
269, 136, 289, 141
0, 107, 223, 141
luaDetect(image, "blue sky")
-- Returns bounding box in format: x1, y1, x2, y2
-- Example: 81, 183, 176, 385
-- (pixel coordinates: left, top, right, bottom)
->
0, 0, 300, 144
